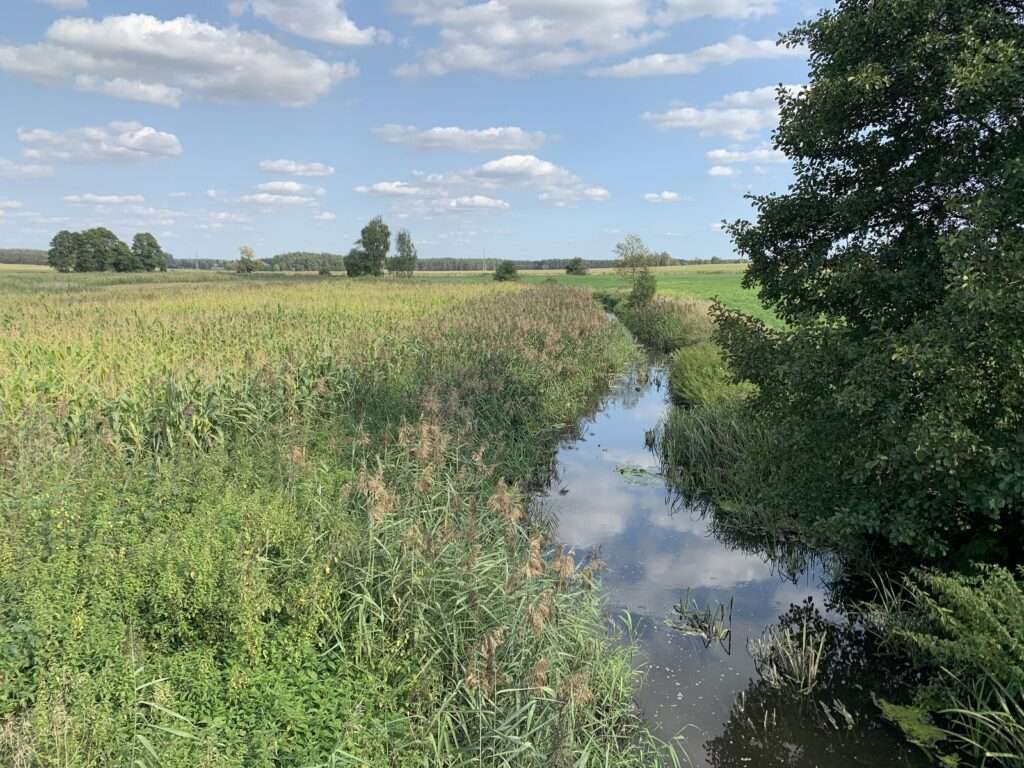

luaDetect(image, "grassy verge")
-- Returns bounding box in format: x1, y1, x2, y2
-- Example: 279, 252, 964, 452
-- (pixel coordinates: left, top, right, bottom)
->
1, 275, 667, 766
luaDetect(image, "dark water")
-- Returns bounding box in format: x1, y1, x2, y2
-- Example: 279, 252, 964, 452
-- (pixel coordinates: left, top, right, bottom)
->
537, 364, 927, 767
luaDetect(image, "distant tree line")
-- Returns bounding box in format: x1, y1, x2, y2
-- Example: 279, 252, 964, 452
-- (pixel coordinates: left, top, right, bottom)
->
48, 229, 169, 273
0, 249, 47, 265
263, 252, 348, 272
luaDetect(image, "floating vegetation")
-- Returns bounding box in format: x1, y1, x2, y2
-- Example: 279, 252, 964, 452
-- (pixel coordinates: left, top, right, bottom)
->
615, 463, 661, 484
671, 589, 733, 653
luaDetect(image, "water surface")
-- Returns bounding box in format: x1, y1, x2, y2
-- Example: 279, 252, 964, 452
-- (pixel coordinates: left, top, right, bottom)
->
537, 364, 926, 767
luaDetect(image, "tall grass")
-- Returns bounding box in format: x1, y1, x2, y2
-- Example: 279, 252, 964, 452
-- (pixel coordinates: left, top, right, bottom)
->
0, 274, 668, 766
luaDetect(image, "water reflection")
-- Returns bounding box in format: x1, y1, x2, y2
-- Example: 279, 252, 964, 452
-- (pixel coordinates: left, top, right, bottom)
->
536, 364, 925, 767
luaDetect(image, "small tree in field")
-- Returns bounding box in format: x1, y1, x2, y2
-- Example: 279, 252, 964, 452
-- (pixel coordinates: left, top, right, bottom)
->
344, 248, 372, 277
627, 268, 656, 307
494, 261, 519, 282
565, 257, 588, 275
615, 235, 652, 283
358, 216, 390, 276
388, 229, 417, 276
236, 245, 258, 274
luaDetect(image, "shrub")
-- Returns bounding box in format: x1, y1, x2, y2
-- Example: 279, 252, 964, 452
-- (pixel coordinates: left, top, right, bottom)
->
494, 261, 519, 281
565, 257, 588, 275
627, 267, 656, 307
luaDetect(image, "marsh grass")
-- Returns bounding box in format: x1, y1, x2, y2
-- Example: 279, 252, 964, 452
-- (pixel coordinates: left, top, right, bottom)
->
0, 275, 669, 766
748, 618, 829, 696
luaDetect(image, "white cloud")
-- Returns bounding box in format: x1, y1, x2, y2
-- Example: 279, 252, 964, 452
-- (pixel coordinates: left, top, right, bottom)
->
583, 186, 610, 201
241, 193, 315, 205
0, 200, 24, 210
170, 192, 189, 198
708, 165, 737, 176
478, 154, 572, 182
643, 84, 801, 140
259, 159, 335, 177
476, 154, 606, 205
314, 211, 337, 221
355, 181, 423, 196
706, 144, 787, 164
18, 121, 182, 163
35, 0, 89, 8
0, 14, 357, 107
449, 195, 510, 210
230, 0, 389, 45
643, 190, 683, 203
64, 193, 145, 204
0, 157, 54, 179
592, 35, 804, 77
656, 0, 777, 25
392, 0, 657, 76
256, 180, 307, 194
375, 124, 547, 153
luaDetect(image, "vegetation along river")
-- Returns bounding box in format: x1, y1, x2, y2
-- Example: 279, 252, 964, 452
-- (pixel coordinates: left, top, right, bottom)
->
535, 362, 929, 767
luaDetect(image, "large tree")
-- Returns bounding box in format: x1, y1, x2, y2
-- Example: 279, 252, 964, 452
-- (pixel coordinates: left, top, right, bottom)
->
132, 233, 168, 272
717, 0, 1024, 564
358, 216, 390, 277
47, 230, 78, 272
389, 229, 417, 276
74, 228, 127, 272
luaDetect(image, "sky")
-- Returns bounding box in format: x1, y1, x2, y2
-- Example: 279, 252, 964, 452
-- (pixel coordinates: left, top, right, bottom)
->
0, 0, 822, 262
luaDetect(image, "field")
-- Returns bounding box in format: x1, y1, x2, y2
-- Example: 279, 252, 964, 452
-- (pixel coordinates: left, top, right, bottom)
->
0, 271, 674, 767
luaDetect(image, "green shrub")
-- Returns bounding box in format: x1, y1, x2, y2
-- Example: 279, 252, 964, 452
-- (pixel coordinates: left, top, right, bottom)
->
565, 257, 588, 275
494, 261, 519, 281
627, 268, 656, 307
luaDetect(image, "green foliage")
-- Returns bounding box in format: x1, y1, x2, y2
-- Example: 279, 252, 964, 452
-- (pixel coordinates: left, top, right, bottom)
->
47, 230, 78, 272
627, 267, 656, 307
668, 342, 753, 407
494, 261, 519, 282
615, 297, 713, 354
268, 251, 347, 272
358, 216, 390, 276
388, 229, 418, 276
565, 257, 588, 275
343, 247, 372, 277
0, 248, 47, 266
72, 227, 128, 272
132, 233, 168, 272
714, 0, 1024, 565
234, 245, 259, 274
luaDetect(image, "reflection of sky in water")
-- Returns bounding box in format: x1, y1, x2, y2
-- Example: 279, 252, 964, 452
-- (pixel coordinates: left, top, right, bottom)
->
537, 366, 923, 767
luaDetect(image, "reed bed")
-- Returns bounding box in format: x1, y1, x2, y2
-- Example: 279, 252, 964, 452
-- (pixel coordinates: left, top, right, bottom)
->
0, 273, 669, 767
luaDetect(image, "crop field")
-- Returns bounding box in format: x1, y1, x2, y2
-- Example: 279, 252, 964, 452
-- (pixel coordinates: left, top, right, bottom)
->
0, 272, 670, 767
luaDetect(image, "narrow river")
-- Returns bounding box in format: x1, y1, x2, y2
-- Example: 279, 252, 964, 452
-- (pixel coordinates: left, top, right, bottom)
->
536, 362, 927, 767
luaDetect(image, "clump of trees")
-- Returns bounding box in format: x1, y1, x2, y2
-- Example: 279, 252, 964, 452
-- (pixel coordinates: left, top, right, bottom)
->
343, 217, 418, 277
388, 229, 418, 276
47, 229, 169, 273
234, 246, 265, 274
494, 261, 519, 282
565, 257, 588, 275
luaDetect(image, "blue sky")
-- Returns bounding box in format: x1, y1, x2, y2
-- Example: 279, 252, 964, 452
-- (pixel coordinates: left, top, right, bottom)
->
0, 0, 819, 261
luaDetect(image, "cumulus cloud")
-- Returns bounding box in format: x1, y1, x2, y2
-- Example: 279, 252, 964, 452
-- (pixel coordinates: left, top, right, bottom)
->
0, 157, 54, 179
35, 0, 89, 8
706, 145, 787, 164
240, 192, 315, 205
708, 165, 737, 177
229, 0, 389, 45
392, 0, 657, 76
643, 190, 683, 203
375, 124, 546, 153
259, 159, 335, 177
592, 35, 804, 77
655, 0, 777, 25
355, 181, 424, 196
476, 154, 607, 205
64, 193, 145, 205
448, 195, 510, 210
0, 14, 357, 107
256, 181, 310, 194
0, 200, 24, 210
18, 121, 182, 163
643, 84, 801, 140
314, 211, 337, 221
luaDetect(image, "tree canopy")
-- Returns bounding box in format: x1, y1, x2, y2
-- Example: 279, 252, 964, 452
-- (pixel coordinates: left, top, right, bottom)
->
718, 0, 1024, 564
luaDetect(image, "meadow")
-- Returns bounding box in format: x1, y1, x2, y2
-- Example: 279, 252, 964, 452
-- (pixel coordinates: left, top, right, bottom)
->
0, 270, 678, 767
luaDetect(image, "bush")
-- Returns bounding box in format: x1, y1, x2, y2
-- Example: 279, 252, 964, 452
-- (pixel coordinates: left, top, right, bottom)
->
494, 261, 519, 282
627, 268, 656, 307
565, 257, 588, 275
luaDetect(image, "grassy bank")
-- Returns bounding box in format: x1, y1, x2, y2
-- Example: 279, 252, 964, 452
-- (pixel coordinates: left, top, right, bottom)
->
0, 273, 668, 766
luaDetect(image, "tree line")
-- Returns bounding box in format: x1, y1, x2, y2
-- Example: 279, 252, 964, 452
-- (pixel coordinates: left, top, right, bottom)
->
47, 229, 169, 273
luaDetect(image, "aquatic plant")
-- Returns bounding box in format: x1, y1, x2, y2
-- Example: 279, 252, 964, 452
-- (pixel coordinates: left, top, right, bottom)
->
748, 616, 828, 696
671, 590, 733, 652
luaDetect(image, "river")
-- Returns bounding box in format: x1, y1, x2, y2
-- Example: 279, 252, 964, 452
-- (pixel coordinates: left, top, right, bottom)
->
536, 362, 928, 767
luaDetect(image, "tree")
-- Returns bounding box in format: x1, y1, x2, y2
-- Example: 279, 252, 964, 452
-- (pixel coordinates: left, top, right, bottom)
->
565, 257, 588, 275
715, 0, 1024, 565
75, 228, 126, 272
388, 229, 418, 276
132, 233, 168, 272
494, 261, 519, 282
358, 216, 390, 276
615, 235, 652, 282
235, 245, 258, 274
343, 248, 372, 277
627, 268, 656, 307
47, 230, 78, 272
